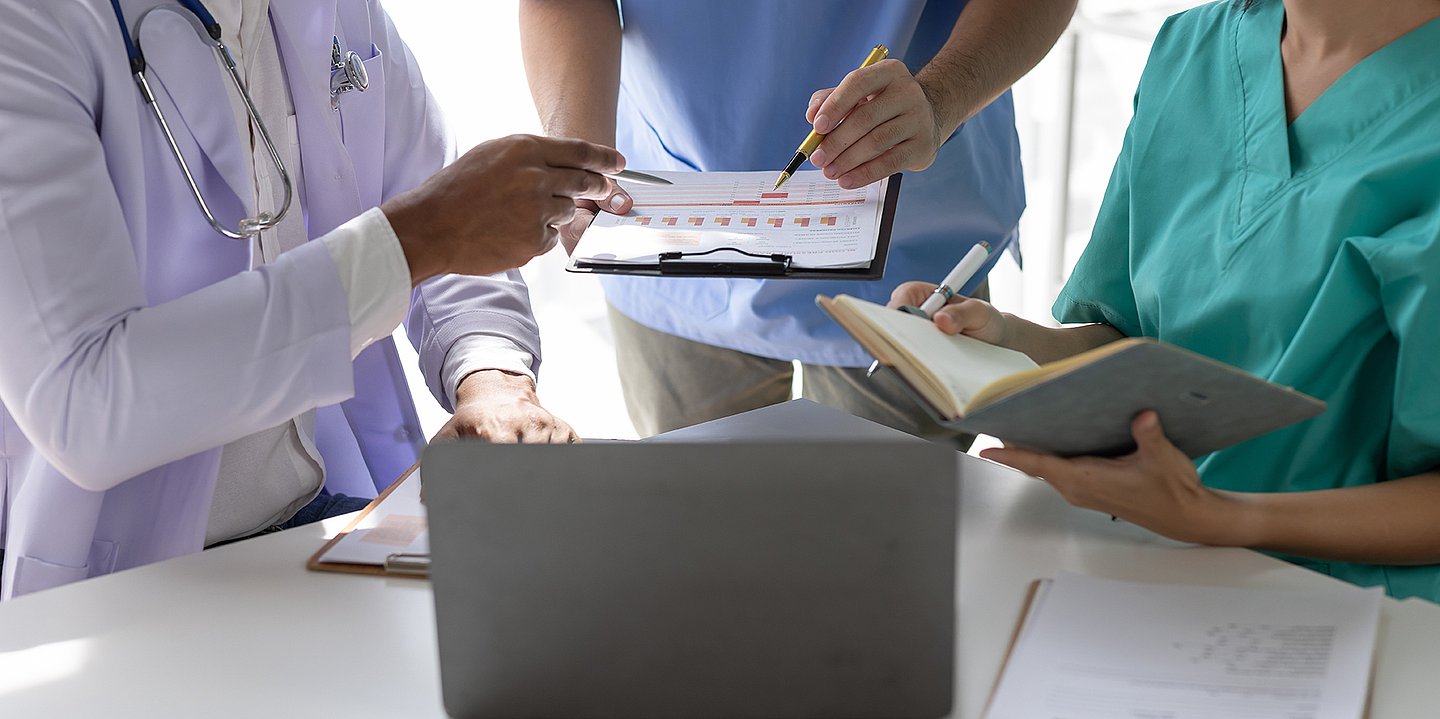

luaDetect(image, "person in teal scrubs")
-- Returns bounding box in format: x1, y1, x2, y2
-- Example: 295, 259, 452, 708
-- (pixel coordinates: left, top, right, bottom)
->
892, 0, 1440, 601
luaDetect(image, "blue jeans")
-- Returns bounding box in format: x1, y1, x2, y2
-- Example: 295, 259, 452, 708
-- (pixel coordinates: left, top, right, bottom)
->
274, 490, 373, 531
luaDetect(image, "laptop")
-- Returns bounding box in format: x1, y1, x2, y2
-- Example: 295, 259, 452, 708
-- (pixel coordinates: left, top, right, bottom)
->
423, 419, 957, 718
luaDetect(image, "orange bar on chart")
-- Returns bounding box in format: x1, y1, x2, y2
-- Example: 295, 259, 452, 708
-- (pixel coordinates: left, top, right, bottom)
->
662, 217, 678, 226
766, 218, 784, 228
820, 216, 837, 226
741, 217, 758, 227
636, 216, 652, 226
795, 217, 811, 227
714, 217, 731, 226
688, 217, 705, 226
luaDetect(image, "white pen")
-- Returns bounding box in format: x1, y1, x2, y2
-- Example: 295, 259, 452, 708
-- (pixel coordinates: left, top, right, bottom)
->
900, 242, 992, 319
606, 169, 672, 186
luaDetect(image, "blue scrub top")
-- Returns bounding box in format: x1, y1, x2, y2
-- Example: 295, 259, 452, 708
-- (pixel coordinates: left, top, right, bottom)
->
1055, 2, 1440, 600
606, 0, 1025, 367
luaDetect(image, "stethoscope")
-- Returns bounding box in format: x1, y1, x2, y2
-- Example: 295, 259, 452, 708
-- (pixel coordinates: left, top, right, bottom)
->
107, 0, 369, 239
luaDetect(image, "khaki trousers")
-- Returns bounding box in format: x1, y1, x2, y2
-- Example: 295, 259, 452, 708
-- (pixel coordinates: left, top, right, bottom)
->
607, 289, 984, 450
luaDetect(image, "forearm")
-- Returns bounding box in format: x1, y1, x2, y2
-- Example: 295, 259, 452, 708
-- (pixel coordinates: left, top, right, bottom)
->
919, 0, 1077, 134
519, 0, 622, 144
1225, 471, 1440, 565
999, 314, 1123, 365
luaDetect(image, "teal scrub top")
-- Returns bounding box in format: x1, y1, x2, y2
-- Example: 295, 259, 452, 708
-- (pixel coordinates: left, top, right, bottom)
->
1053, 1, 1440, 600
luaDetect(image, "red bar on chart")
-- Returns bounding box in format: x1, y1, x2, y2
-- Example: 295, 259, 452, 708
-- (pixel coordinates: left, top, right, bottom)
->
766, 218, 784, 228
760, 192, 789, 200
794, 217, 811, 227
636, 217, 652, 226
820, 216, 837, 226
688, 217, 705, 226
662, 217, 678, 226
714, 218, 731, 226
741, 217, 758, 227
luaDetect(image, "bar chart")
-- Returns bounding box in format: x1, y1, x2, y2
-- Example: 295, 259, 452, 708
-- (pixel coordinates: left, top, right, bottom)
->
578, 169, 889, 270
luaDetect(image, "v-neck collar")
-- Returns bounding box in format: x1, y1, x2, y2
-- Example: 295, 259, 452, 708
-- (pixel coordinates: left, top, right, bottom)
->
1234, 1, 1290, 178
1235, 2, 1440, 179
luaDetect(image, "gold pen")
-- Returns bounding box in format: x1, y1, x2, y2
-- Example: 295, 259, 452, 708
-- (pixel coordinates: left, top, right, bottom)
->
773, 43, 890, 191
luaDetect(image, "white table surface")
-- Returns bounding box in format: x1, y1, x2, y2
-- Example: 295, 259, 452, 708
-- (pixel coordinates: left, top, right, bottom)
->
2, 402, 1438, 718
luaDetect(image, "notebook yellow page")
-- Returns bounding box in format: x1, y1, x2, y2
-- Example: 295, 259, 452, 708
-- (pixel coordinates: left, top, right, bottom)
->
829, 295, 1037, 418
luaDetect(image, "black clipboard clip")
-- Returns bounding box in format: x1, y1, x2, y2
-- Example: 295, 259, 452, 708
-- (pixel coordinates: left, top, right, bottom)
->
657, 247, 794, 276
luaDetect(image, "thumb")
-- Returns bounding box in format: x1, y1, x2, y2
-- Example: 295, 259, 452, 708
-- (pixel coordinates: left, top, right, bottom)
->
1130, 410, 1172, 456
604, 182, 633, 214
887, 281, 936, 309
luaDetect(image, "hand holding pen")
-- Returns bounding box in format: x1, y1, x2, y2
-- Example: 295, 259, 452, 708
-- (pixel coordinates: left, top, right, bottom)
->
886, 243, 1009, 345
777, 42, 952, 191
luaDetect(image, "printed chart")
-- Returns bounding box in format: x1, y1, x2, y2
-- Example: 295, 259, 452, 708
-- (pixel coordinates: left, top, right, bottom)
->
573, 170, 888, 269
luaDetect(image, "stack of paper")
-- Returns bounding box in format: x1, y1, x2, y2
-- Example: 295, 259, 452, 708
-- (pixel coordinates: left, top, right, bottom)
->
986, 573, 1382, 719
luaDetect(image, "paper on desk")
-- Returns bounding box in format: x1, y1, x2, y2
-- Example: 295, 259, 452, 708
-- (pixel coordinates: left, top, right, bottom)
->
986, 572, 1382, 719
317, 468, 429, 566
574, 170, 887, 269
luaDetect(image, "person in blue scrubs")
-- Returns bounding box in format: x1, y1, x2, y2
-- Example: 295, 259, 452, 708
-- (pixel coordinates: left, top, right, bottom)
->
893, 0, 1440, 600
519, 0, 1076, 442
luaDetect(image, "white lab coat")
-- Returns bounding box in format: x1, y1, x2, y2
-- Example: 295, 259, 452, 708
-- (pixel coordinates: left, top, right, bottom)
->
0, 0, 540, 598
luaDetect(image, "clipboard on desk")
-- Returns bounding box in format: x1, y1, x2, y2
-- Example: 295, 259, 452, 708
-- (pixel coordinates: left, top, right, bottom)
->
567, 170, 901, 280
306, 464, 431, 578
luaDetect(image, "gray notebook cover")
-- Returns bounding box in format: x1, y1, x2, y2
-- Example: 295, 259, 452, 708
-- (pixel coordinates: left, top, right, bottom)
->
950, 341, 1326, 458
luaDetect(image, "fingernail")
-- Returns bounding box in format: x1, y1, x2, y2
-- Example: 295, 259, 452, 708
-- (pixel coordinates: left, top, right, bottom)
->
810, 149, 828, 167
609, 195, 626, 212
814, 114, 832, 133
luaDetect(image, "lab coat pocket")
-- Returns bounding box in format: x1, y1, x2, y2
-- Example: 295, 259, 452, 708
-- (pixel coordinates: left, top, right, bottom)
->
10, 541, 118, 595
12, 554, 91, 595
338, 44, 387, 206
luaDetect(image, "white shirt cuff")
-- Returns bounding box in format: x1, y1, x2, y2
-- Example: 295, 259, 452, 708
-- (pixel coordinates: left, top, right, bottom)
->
442, 335, 537, 409
320, 207, 412, 358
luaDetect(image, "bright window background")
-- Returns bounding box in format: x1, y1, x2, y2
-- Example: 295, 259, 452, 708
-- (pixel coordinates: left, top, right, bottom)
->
383, 0, 1191, 441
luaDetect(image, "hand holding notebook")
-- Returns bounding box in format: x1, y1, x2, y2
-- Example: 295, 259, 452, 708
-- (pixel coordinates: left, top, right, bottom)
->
817, 294, 1325, 457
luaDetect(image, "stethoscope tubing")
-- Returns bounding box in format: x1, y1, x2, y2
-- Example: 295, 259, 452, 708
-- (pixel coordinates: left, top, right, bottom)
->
110, 0, 294, 239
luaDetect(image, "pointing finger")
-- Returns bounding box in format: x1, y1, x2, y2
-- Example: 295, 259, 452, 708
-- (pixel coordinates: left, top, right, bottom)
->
812, 59, 904, 134
541, 137, 625, 173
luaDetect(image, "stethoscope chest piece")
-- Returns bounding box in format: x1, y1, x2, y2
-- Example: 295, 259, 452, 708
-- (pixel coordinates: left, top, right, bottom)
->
330, 36, 369, 110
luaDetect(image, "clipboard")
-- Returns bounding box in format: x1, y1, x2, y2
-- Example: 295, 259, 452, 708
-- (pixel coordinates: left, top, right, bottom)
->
981, 579, 1047, 718
567, 173, 902, 279
306, 463, 430, 578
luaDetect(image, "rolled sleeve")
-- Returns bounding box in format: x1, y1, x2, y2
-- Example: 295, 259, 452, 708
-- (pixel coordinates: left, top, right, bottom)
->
441, 335, 538, 408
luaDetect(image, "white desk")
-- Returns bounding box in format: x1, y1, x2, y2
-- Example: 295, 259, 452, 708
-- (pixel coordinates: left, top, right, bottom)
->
2, 401, 1438, 717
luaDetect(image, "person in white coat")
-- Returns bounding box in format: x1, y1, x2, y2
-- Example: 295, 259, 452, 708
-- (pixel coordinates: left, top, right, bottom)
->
0, 0, 624, 598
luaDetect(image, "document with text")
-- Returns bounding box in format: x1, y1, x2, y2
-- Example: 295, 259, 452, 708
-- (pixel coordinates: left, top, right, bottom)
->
986, 573, 1382, 719
572, 170, 891, 269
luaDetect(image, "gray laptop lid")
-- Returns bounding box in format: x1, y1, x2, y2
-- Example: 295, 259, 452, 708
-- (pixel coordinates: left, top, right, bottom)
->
424, 438, 957, 719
